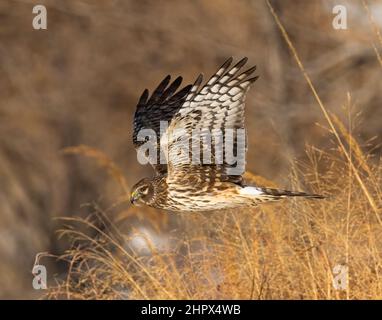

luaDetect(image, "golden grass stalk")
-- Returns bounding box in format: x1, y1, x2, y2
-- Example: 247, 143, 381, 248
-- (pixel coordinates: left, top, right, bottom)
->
266, 0, 382, 226
362, 0, 382, 67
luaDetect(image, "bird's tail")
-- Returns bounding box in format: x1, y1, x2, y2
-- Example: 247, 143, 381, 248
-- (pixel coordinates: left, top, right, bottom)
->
259, 187, 325, 199
239, 186, 325, 201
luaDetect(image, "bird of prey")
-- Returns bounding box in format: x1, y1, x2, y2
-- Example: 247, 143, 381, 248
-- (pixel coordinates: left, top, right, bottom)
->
130, 57, 324, 212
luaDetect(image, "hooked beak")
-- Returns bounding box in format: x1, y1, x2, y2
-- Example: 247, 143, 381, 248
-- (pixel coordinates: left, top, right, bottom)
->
130, 191, 139, 205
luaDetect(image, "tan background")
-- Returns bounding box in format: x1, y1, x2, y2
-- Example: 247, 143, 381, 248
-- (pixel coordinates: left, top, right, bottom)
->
0, 0, 381, 298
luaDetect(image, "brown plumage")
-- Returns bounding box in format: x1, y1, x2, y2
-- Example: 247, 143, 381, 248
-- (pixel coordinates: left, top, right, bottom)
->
130, 58, 324, 212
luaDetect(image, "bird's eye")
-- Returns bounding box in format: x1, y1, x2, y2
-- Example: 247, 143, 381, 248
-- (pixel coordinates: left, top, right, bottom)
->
140, 186, 149, 195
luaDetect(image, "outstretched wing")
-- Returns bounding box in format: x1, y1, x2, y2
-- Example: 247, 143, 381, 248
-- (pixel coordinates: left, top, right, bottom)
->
164, 57, 258, 185
133, 76, 192, 175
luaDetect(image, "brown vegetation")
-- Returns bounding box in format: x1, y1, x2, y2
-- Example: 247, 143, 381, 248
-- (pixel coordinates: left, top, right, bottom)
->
0, 0, 381, 299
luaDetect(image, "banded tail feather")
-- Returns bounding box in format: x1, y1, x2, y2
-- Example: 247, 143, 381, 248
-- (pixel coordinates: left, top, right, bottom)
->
239, 186, 325, 200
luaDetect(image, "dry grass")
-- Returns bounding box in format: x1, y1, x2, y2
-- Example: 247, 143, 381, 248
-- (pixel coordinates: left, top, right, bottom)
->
41, 3, 382, 297
43, 124, 382, 299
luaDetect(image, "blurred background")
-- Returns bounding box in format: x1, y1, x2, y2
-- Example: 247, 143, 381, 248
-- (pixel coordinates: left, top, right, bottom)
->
0, 0, 381, 298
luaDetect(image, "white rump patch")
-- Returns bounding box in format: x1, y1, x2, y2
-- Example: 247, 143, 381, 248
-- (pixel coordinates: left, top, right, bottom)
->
239, 186, 264, 196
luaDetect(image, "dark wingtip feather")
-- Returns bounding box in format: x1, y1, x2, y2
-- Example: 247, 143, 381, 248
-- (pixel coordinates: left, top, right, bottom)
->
184, 73, 203, 101
168, 84, 193, 104
235, 57, 248, 68
195, 73, 203, 85
220, 57, 233, 70
173, 76, 183, 86
147, 75, 172, 104
138, 89, 149, 106
159, 76, 184, 103
241, 65, 257, 77
247, 75, 260, 83
157, 75, 171, 90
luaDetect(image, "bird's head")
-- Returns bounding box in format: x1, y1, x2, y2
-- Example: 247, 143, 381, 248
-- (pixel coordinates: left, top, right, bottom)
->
130, 178, 155, 206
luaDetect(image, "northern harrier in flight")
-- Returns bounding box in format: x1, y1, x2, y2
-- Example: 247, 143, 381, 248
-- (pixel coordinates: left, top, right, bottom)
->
130, 57, 323, 211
